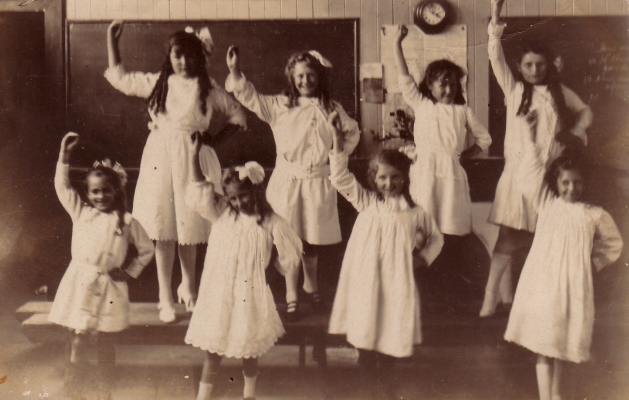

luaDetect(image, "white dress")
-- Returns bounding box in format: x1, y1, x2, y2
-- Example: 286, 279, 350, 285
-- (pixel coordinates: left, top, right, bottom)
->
49, 163, 155, 333
225, 75, 360, 245
104, 65, 246, 244
184, 181, 302, 358
487, 22, 593, 232
398, 74, 492, 236
504, 138, 623, 362
327, 152, 444, 358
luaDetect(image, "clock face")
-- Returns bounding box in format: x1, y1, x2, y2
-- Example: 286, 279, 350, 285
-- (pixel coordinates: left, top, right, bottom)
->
422, 2, 446, 25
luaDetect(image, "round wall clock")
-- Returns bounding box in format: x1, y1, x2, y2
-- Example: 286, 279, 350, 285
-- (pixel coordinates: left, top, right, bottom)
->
414, 0, 454, 34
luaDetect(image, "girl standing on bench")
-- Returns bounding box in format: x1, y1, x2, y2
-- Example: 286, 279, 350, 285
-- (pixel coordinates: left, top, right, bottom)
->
327, 121, 444, 399
184, 132, 302, 400
225, 46, 360, 313
105, 21, 247, 323
50, 132, 155, 399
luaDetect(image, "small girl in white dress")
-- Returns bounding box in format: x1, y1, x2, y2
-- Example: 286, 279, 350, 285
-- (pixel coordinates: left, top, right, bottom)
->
183, 132, 302, 400
505, 112, 622, 400
327, 117, 444, 398
105, 21, 247, 323
225, 46, 360, 312
50, 132, 154, 398
480, 0, 593, 317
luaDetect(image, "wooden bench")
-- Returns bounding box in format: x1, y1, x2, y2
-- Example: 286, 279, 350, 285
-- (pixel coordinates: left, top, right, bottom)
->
16, 301, 329, 369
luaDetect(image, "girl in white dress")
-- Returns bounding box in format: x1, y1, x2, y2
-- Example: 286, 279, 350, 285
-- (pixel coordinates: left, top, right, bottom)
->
393, 25, 492, 309
505, 112, 622, 400
480, 0, 593, 317
50, 132, 154, 398
184, 132, 302, 400
225, 46, 360, 312
105, 21, 247, 323
327, 118, 443, 398
393, 25, 492, 236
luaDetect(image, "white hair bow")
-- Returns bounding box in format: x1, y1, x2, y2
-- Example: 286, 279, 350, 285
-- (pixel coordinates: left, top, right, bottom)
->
235, 161, 265, 185
93, 158, 128, 188
309, 50, 333, 68
185, 26, 214, 56
398, 144, 417, 163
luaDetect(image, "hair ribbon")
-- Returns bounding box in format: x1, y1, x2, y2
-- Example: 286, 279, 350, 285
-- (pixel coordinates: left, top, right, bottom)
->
93, 158, 128, 188
308, 50, 333, 68
235, 161, 265, 185
185, 26, 214, 56
398, 144, 417, 163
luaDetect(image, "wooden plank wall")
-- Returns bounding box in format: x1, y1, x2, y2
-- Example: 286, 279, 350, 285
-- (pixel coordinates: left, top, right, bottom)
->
67, 0, 629, 134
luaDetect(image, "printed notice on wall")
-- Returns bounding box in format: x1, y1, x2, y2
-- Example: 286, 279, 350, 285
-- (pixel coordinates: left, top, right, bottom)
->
360, 63, 384, 104
381, 24, 467, 97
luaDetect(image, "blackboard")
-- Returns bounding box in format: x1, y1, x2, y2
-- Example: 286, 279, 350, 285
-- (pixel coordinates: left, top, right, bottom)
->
66, 20, 359, 168
489, 17, 629, 172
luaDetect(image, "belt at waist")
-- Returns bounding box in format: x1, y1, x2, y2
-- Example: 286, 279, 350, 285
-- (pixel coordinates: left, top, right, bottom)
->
274, 157, 331, 180
70, 260, 116, 275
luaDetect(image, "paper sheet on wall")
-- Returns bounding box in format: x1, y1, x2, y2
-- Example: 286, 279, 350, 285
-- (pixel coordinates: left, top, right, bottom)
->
381, 24, 467, 97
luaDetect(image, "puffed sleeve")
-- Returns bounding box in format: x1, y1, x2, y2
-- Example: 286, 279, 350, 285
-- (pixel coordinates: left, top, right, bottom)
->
225, 73, 283, 125
104, 64, 159, 99
591, 210, 623, 272
54, 162, 84, 221
415, 209, 444, 266
488, 22, 516, 96
124, 218, 155, 279
398, 74, 429, 110
270, 214, 303, 276
562, 85, 593, 145
465, 107, 492, 151
328, 151, 374, 212
332, 102, 361, 156
185, 180, 228, 223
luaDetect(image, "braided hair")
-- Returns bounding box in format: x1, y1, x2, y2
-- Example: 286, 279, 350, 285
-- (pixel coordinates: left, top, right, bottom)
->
515, 43, 570, 144
148, 31, 213, 116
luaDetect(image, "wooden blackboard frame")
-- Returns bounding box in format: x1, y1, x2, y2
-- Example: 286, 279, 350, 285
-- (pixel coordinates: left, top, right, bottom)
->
65, 19, 360, 168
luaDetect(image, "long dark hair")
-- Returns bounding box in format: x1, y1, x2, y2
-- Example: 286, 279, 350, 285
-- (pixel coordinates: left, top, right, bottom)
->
367, 149, 415, 207
284, 51, 334, 113
83, 166, 127, 230
515, 43, 570, 144
418, 59, 466, 105
148, 31, 212, 116
221, 168, 274, 225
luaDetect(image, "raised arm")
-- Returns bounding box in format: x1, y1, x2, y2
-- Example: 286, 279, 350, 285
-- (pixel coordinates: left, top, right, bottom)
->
329, 117, 373, 212
107, 20, 123, 68
225, 45, 281, 125
104, 20, 159, 98
331, 103, 361, 155
394, 25, 428, 109
488, 0, 516, 96
55, 132, 84, 221
185, 132, 227, 223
